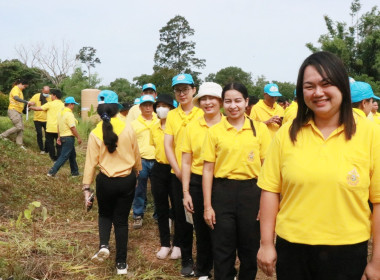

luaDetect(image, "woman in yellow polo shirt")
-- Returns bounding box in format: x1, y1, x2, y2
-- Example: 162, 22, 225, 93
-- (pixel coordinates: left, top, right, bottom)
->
257, 52, 380, 280
202, 83, 271, 280
83, 90, 141, 275
181, 82, 223, 280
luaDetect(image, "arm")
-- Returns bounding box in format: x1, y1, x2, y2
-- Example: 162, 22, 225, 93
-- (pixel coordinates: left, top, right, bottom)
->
29, 106, 43, 111
70, 126, 82, 144
361, 203, 380, 280
164, 134, 181, 180
182, 152, 194, 213
257, 190, 280, 277
202, 161, 216, 229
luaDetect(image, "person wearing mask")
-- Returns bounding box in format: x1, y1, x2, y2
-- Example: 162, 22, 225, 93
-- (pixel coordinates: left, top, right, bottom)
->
131, 95, 158, 229
47, 97, 82, 177
250, 83, 284, 138
29, 86, 51, 154
182, 82, 224, 280
0, 79, 33, 149
83, 90, 141, 275
164, 73, 203, 277
149, 93, 180, 260
202, 83, 271, 280
257, 51, 380, 280
126, 83, 157, 123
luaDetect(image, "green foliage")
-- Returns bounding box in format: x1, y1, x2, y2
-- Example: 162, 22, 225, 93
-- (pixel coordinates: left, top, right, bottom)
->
134, 67, 178, 95
76, 46, 101, 87
273, 81, 297, 101
154, 15, 206, 81
60, 68, 91, 102
100, 78, 141, 103
0, 92, 9, 116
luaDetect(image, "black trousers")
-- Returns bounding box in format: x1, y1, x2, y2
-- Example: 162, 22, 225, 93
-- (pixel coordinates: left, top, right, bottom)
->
190, 173, 213, 277
276, 236, 368, 280
33, 121, 47, 152
171, 174, 193, 263
96, 172, 136, 263
211, 178, 261, 280
45, 132, 61, 161
151, 161, 179, 247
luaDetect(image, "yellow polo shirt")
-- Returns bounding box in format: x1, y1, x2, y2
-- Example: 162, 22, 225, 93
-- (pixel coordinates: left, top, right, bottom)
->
131, 115, 158, 160
150, 121, 169, 164
373, 112, 380, 125
41, 100, 64, 133
181, 116, 223, 175
165, 104, 204, 173
83, 118, 142, 184
202, 117, 271, 180
250, 99, 284, 138
8, 86, 24, 113
283, 101, 298, 124
30, 93, 51, 122
58, 107, 78, 137
258, 117, 380, 245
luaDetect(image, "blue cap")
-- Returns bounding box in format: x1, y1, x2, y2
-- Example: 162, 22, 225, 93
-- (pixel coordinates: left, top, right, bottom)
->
264, 83, 282, 97
142, 83, 156, 92
134, 98, 141, 105
172, 74, 194, 87
351, 81, 380, 103
139, 95, 155, 104
97, 90, 123, 109
64, 96, 79, 105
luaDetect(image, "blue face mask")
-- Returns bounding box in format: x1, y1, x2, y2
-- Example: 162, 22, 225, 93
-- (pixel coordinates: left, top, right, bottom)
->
43, 93, 49, 98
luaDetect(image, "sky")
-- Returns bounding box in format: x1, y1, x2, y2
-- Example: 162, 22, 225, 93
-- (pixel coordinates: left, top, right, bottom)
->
1, 0, 379, 87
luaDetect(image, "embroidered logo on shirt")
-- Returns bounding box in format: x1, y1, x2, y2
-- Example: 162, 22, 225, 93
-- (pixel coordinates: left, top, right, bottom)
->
347, 168, 360, 186
248, 151, 255, 162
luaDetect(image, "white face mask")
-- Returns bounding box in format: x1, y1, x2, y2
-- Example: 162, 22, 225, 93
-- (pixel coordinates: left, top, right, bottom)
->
156, 107, 170, 119
43, 93, 49, 97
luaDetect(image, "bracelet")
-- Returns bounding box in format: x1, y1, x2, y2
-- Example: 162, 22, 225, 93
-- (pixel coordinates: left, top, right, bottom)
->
204, 207, 212, 212
183, 190, 189, 193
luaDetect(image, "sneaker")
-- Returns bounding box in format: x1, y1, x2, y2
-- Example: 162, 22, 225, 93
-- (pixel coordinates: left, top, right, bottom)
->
133, 216, 143, 229
116, 262, 128, 275
198, 276, 210, 280
20, 146, 26, 150
40, 151, 45, 154
91, 246, 110, 263
0, 135, 8, 141
170, 246, 181, 260
181, 259, 194, 277
71, 173, 81, 177
156, 247, 171, 259
47, 173, 55, 177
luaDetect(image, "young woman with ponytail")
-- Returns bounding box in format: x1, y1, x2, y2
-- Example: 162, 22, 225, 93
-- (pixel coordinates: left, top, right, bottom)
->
82, 90, 142, 275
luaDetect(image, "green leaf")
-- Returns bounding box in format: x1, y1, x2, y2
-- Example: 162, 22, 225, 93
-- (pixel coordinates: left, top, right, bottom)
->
31, 201, 41, 207
42, 207, 48, 223
24, 209, 32, 220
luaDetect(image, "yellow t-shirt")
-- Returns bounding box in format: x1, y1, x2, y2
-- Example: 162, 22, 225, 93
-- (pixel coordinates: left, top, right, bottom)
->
131, 115, 158, 160
83, 118, 142, 184
164, 104, 204, 173
181, 116, 223, 175
258, 117, 380, 245
58, 107, 78, 137
41, 99, 64, 133
150, 121, 169, 164
283, 101, 298, 124
250, 99, 285, 138
373, 112, 380, 125
202, 117, 271, 180
353, 108, 369, 120
29, 93, 51, 122
8, 86, 24, 113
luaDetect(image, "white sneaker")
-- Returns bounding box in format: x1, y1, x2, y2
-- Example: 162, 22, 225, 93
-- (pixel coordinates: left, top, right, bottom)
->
40, 151, 45, 154
91, 247, 110, 263
156, 246, 171, 259
199, 276, 210, 280
116, 263, 128, 275
170, 246, 181, 259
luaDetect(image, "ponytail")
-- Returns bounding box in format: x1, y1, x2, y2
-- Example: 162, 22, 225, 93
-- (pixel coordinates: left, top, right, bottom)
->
97, 104, 119, 153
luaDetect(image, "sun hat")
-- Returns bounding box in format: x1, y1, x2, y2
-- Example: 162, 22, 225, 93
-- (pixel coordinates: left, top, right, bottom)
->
351, 81, 380, 103
64, 96, 79, 105
172, 74, 194, 87
139, 95, 155, 104
97, 90, 123, 109
153, 94, 177, 111
192, 82, 222, 107
142, 83, 156, 92
264, 83, 282, 97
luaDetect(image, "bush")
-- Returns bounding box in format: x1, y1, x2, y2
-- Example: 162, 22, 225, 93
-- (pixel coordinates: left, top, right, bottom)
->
0, 92, 9, 116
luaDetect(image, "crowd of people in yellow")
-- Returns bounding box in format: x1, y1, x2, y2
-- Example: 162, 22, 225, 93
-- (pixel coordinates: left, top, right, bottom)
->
1, 51, 380, 280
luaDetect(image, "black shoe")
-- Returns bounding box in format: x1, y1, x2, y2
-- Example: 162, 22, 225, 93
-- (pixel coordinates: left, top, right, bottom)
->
181, 259, 194, 277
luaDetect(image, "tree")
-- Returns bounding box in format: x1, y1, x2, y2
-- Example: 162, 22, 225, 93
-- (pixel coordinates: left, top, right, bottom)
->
15, 41, 75, 88
134, 67, 179, 96
154, 15, 206, 80
101, 78, 141, 103
76, 47, 101, 86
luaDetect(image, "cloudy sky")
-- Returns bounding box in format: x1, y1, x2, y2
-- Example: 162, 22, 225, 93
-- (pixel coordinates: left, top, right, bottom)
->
1, 0, 378, 86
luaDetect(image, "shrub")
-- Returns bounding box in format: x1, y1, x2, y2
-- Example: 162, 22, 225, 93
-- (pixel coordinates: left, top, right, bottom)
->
0, 92, 9, 116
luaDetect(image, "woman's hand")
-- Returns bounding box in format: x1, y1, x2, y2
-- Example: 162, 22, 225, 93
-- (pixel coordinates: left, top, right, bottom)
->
84, 190, 93, 208
257, 243, 277, 277
203, 207, 216, 230
183, 192, 194, 213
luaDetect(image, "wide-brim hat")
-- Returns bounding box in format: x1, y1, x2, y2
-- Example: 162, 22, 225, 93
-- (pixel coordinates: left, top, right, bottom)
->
192, 82, 222, 107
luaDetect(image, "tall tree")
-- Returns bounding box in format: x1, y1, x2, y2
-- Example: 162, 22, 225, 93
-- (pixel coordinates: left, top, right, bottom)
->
154, 15, 206, 79
76, 46, 101, 86
134, 67, 178, 95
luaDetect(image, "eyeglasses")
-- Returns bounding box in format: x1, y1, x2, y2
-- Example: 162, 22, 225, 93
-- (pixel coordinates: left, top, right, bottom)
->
174, 87, 191, 95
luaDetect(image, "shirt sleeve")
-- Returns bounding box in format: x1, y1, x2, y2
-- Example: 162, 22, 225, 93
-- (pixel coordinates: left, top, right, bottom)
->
82, 133, 100, 185
164, 111, 174, 136
66, 113, 77, 128
128, 124, 142, 172
41, 103, 49, 111
202, 129, 216, 163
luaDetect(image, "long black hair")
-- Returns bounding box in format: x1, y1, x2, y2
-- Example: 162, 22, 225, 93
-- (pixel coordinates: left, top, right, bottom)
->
97, 103, 119, 153
290, 51, 355, 143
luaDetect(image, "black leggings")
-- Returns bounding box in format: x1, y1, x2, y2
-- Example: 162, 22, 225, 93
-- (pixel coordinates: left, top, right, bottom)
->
96, 172, 136, 263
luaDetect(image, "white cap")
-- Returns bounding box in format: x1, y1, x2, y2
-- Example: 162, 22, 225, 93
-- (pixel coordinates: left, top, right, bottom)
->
192, 82, 223, 107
